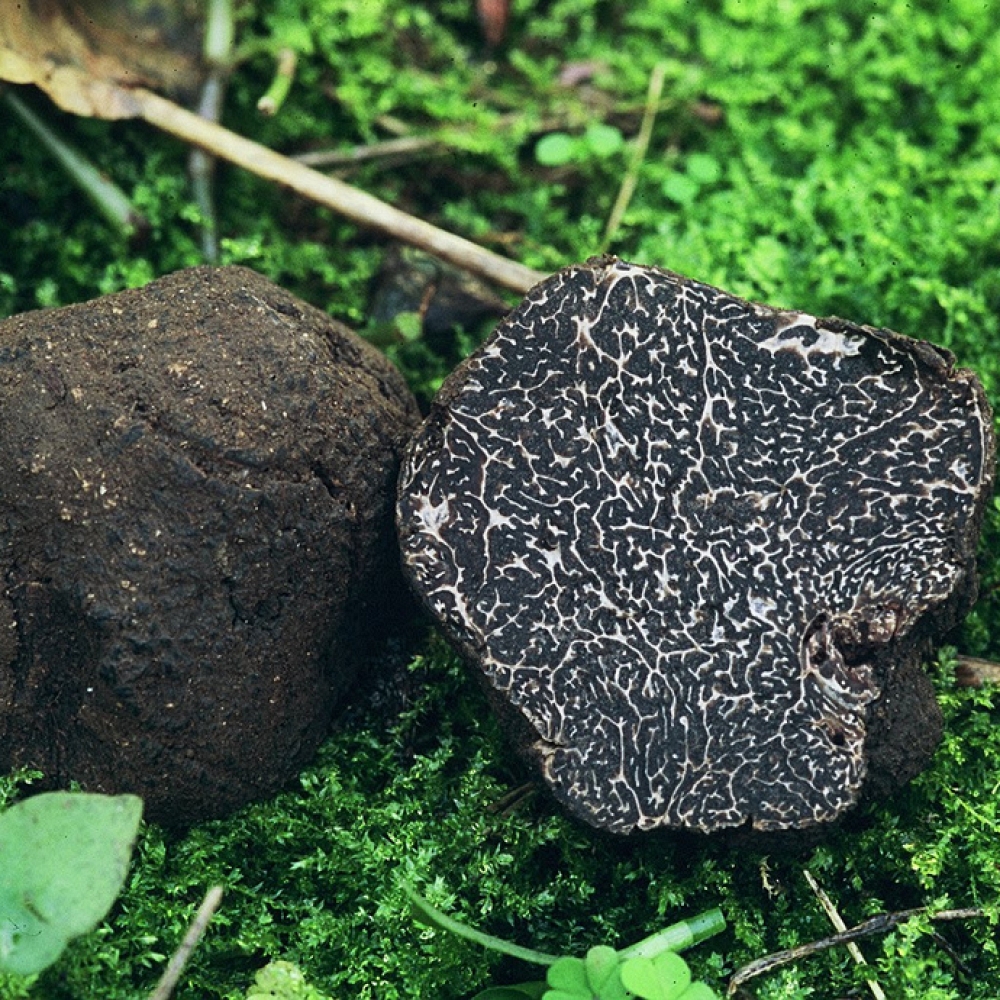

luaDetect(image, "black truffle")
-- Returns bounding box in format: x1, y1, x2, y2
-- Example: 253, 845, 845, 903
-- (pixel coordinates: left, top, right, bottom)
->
397, 257, 995, 834
0, 266, 420, 824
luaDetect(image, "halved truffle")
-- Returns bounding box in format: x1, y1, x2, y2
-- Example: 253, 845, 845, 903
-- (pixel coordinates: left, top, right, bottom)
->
397, 257, 995, 834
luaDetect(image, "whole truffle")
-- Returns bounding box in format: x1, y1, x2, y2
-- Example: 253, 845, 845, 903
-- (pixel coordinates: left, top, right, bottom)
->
0, 266, 420, 824
397, 257, 995, 834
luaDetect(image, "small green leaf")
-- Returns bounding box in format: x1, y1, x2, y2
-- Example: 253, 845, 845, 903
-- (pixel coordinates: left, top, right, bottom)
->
535, 133, 578, 166
677, 983, 720, 1000
684, 153, 722, 185
598, 979, 632, 1000
620, 952, 691, 1000
0, 792, 143, 975
543, 948, 629, 1000
546, 955, 590, 994
583, 123, 624, 158
392, 310, 423, 342
246, 959, 330, 998
661, 172, 700, 205
584, 945, 620, 989
586, 945, 630, 999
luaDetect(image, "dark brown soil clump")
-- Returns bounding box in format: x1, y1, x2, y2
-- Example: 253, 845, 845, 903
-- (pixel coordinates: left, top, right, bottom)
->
0, 266, 420, 825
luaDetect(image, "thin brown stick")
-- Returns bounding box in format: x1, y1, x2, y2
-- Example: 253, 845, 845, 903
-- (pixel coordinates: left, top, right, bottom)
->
148, 885, 225, 1000
803, 870, 885, 1000
487, 781, 537, 816
293, 134, 447, 168
727, 907, 985, 996
292, 113, 581, 169
130, 88, 549, 295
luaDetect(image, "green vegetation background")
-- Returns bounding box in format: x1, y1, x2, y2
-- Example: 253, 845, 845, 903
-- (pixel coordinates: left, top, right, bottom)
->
2, 0, 1000, 997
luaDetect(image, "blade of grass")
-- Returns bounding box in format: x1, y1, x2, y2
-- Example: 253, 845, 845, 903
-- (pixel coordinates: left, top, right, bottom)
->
599, 61, 667, 254
4, 89, 142, 236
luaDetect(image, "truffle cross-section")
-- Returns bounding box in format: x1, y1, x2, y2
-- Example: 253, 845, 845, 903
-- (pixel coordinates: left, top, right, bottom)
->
398, 257, 995, 834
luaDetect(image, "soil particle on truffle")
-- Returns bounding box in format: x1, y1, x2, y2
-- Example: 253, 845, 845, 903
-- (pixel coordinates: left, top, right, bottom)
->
0, 266, 420, 824
397, 257, 995, 834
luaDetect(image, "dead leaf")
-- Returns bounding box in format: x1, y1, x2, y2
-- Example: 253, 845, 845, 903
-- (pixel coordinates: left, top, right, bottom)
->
0, 0, 205, 119
955, 655, 1000, 687
476, 0, 509, 47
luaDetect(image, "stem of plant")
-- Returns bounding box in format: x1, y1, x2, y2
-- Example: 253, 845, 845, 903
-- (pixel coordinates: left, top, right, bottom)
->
619, 908, 726, 960
599, 61, 667, 254
403, 884, 562, 966
203, 0, 235, 68
147, 885, 224, 1000
130, 87, 549, 295
405, 884, 725, 969
293, 133, 445, 168
258, 48, 297, 116
189, 0, 234, 263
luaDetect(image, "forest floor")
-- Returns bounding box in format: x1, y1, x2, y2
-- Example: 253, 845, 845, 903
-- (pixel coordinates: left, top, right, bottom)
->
1, 1, 999, 997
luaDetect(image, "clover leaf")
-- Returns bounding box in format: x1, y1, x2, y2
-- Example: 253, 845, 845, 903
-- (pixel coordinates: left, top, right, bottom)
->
619, 952, 718, 1000
534, 125, 624, 167
544, 946, 629, 1000
403, 884, 724, 1000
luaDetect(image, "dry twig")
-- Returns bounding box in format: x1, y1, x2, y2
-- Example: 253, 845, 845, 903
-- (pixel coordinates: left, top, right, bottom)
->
131, 88, 548, 295
293, 134, 447, 168
727, 906, 985, 996
148, 885, 225, 1000
803, 870, 885, 1000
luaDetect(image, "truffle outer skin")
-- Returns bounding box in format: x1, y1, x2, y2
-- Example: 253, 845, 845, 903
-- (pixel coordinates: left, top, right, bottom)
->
0, 266, 421, 825
397, 257, 996, 835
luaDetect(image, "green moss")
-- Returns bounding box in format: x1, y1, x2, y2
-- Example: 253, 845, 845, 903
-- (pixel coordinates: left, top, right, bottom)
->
1, 0, 999, 996
2, 646, 994, 999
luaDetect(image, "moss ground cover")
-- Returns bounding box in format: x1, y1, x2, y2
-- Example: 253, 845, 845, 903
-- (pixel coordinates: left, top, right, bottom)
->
2, 0, 999, 996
